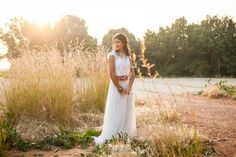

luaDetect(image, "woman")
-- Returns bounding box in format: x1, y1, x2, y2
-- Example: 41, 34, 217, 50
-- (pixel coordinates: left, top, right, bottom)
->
93, 33, 137, 145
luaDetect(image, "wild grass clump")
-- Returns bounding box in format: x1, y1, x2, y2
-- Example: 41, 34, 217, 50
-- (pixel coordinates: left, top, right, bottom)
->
1, 49, 77, 126
201, 79, 236, 99
0, 117, 17, 157
0, 45, 109, 125
0, 116, 101, 153
74, 47, 109, 112
136, 102, 202, 157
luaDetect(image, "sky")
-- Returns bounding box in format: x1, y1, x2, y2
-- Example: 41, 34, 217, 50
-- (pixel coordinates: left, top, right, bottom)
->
0, 0, 236, 45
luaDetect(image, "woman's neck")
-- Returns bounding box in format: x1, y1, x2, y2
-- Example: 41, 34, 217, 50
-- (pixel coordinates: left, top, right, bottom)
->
115, 51, 127, 58
116, 49, 125, 54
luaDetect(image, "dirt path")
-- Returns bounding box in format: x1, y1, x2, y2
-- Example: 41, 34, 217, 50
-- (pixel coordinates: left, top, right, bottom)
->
8, 94, 236, 157
165, 94, 236, 157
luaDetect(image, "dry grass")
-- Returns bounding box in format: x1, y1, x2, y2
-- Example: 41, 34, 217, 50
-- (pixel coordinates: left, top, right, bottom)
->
0, 118, 7, 157
7, 111, 104, 141
135, 41, 203, 156
1, 49, 77, 126
136, 99, 202, 157
74, 47, 109, 112
201, 80, 236, 98
202, 85, 225, 98
0, 46, 108, 141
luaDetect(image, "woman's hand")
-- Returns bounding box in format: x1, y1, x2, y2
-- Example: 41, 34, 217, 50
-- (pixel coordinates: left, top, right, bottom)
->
120, 87, 132, 95
121, 88, 128, 95
127, 86, 132, 95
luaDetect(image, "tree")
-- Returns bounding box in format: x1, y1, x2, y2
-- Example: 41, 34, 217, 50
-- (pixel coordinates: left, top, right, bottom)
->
53, 15, 97, 51
102, 27, 140, 54
0, 17, 28, 58
144, 15, 236, 77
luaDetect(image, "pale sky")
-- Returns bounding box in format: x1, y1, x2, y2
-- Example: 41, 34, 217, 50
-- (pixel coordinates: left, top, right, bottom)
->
0, 0, 236, 44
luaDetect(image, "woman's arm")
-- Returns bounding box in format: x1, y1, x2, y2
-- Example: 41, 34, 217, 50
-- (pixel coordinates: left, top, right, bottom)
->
108, 55, 123, 92
128, 57, 135, 94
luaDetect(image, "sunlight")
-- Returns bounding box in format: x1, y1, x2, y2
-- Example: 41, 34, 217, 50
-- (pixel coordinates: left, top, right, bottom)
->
15, 0, 60, 26
67, 0, 236, 42
1, 0, 65, 27
0, 58, 11, 71
0, 42, 10, 71
0, 0, 236, 42
25, 14, 58, 26
0, 42, 8, 55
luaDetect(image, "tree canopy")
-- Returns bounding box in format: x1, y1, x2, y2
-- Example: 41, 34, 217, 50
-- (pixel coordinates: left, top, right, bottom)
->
144, 15, 236, 77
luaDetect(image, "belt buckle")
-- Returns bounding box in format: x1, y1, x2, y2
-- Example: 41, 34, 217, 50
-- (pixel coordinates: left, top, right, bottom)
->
121, 75, 127, 80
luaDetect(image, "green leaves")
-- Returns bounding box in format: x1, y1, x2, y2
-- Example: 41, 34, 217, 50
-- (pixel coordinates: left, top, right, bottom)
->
0, 119, 101, 152
144, 15, 236, 77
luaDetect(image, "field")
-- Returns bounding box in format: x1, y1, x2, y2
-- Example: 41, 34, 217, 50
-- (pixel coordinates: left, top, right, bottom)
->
0, 48, 235, 157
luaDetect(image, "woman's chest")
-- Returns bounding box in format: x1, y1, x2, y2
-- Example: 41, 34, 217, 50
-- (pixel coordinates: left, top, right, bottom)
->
115, 57, 130, 75
115, 57, 130, 68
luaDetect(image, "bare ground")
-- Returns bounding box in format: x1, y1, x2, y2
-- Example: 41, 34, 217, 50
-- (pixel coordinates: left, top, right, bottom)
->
167, 94, 236, 157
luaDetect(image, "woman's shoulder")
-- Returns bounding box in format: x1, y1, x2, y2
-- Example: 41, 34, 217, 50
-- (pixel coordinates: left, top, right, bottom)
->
108, 51, 117, 56
107, 51, 117, 59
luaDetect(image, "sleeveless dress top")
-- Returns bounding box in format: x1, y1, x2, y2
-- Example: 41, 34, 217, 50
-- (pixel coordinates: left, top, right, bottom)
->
107, 51, 130, 76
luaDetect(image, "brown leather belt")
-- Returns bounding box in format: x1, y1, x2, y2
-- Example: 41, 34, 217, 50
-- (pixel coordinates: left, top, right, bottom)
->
116, 75, 128, 81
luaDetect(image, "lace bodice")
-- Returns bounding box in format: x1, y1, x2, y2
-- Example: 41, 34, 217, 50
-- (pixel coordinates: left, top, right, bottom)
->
107, 51, 130, 76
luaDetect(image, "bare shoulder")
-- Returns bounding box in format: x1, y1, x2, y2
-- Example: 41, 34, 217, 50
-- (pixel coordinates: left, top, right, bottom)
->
106, 51, 116, 60
107, 51, 116, 57
106, 51, 115, 62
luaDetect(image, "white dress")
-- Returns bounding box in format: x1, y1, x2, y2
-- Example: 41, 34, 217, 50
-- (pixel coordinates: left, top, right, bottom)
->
93, 51, 137, 145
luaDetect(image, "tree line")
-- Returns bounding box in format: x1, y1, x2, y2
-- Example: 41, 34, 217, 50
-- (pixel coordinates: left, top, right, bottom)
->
144, 16, 236, 77
0, 15, 235, 77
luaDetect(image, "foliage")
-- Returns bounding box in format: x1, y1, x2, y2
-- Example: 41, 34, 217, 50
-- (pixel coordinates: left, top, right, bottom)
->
144, 15, 236, 77
0, 15, 97, 58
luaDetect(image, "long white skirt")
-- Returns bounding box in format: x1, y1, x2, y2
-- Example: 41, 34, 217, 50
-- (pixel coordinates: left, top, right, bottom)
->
93, 79, 137, 145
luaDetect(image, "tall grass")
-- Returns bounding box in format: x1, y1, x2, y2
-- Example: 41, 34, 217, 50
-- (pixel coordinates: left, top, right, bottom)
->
0, 46, 108, 141
0, 118, 7, 157
1, 46, 109, 123
136, 102, 202, 157
1, 49, 77, 125
74, 47, 109, 112
136, 41, 202, 156
0, 117, 16, 157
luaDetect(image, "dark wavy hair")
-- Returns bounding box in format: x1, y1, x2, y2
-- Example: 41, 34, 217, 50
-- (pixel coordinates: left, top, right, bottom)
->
112, 33, 131, 57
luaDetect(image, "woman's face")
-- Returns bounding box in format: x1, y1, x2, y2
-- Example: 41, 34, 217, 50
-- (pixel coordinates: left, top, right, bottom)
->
113, 38, 124, 52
